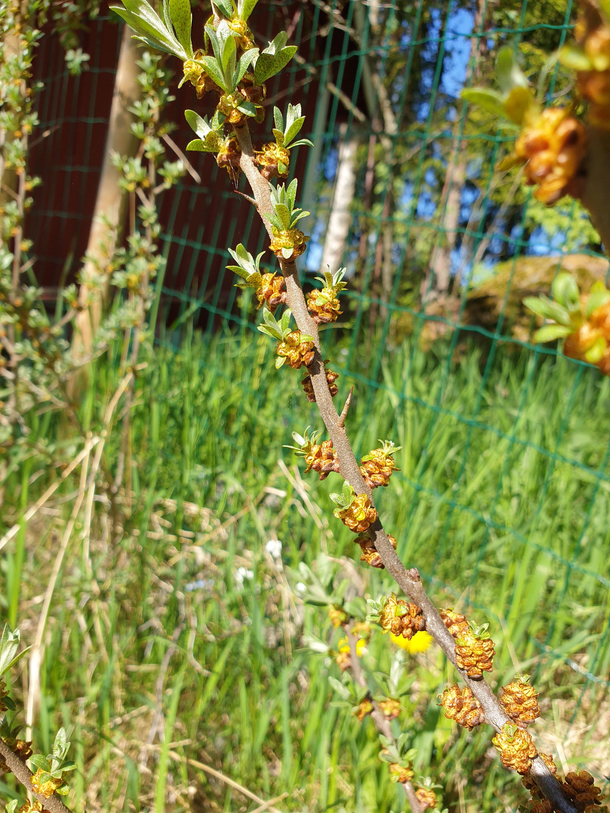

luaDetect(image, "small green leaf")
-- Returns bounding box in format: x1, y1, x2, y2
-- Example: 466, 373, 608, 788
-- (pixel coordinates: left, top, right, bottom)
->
168, 0, 193, 57
559, 43, 593, 72
273, 106, 283, 131
234, 48, 259, 86
199, 56, 228, 91
236, 100, 258, 117
55, 785, 69, 796
496, 46, 528, 95
238, 0, 258, 20
29, 755, 52, 772
185, 139, 208, 152
284, 115, 306, 147
524, 296, 571, 326
254, 34, 297, 83
586, 282, 610, 316
532, 324, 573, 343
275, 356, 286, 369
328, 676, 351, 699
551, 273, 580, 311
460, 87, 506, 118
288, 138, 314, 149
212, 0, 234, 17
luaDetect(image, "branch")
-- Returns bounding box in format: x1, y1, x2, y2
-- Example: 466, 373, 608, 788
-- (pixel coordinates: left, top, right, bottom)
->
347, 629, 424, 813
0, 739, 72, 813
233, 122, 577, 813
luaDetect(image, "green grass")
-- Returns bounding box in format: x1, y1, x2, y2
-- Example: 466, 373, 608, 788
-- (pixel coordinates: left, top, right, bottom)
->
1, 325, 610, 813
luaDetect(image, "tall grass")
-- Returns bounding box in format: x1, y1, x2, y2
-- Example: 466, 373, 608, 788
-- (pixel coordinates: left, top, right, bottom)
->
1, 325, 609, 813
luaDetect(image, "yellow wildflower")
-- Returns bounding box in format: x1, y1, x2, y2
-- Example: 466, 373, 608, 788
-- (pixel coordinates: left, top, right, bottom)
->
390, 630, 433, 654
338, 637, 367, 657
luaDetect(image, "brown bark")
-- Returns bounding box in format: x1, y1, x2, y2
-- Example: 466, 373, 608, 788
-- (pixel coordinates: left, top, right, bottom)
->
233, 121, 577, 813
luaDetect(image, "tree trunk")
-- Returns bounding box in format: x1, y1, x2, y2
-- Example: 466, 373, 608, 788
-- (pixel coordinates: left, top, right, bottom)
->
72, 24, 141, 358
320, 125, 359, 274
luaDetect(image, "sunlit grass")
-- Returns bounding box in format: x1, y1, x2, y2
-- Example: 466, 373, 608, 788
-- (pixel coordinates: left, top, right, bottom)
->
1, 328, 609, 812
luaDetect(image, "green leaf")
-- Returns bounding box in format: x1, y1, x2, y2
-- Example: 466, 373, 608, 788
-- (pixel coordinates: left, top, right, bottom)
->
284, 116, 306, 147
29, 755, 52, 772
281, 247, 293, 259
328, 676, 351, 699
523, 296, 571, 325
184, 109, 206, 137
234, 48, 259, 86
496, 46, 529, 95
0, 625, 30, 678
586, 283, 610, 316
6, 801, 18, 813
254, 36, 297, 83
53, 728, 69, 759
286, 178, 298, 210
290, 209, 310, 227
115, 0, 185, 57
212, 0, 234, 17
238, 0, 258, 20
551, 273, 580, 311
3, 696, 15, 711
273, 106, 283, 131
110, 6, 181, 57
532, 324, 573, 343
236, 100, 257, 117
288, 138, 314, 149
58, 760, 77, 772
55, 785, 69, 796
264, 213, 284, 231
168, 0, 193, 57
185, 138, 207, 152
273, 203, 291, 230
460, 87, 505, 118
199, 56, 228, 91
275, 356, 286, 369
559, 43, 592, 72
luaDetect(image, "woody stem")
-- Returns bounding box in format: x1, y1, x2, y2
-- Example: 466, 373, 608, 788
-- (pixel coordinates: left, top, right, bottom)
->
233, 121, 577, 813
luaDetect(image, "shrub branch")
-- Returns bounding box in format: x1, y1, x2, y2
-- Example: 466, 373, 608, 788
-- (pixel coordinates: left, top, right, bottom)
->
233, 121, 577, 813
0, 738, 72, 813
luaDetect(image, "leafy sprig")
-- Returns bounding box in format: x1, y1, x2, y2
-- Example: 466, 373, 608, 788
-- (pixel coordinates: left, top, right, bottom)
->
184, 109, 225, 153
226, 243, 266, 287
110, 0, 193, 60
202, 20, 258, 97
272, 103, 313, 151
461, 47, 538, 126
266, 179, 310, 232
213, 0, 259, 21
28, 729, 76, 796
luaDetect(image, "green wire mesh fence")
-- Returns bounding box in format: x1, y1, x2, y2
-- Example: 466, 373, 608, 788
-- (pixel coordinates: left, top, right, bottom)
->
29, 0, 610, 777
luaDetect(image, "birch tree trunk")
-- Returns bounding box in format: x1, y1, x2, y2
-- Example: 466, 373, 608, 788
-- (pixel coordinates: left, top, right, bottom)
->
320, 125, 358, 273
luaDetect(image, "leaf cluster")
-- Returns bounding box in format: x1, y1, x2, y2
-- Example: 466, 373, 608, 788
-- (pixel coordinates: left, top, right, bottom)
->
266, 180, 310, 232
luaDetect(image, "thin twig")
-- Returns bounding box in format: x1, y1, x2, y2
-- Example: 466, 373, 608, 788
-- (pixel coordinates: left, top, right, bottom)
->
337, 386, 353, 428
347, 629, 424, 813
0, 438, 99, 552
168, 752, 285, 813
